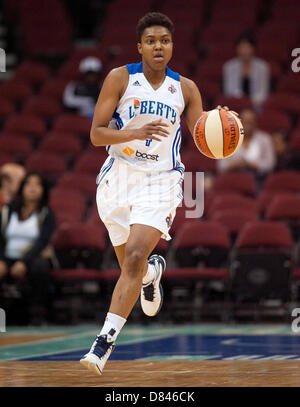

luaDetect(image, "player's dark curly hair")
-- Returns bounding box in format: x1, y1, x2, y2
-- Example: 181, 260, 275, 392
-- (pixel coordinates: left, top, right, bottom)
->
136, 12, 174, 42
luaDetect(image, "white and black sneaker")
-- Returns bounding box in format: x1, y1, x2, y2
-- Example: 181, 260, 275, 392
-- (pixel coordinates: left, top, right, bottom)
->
80, 334, 115, 375
141, 254, 166, 317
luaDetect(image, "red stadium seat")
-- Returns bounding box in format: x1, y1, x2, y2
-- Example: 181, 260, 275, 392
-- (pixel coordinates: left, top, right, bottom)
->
56, 172, 97, 196
14, 61, 51, 87
53, 222, 106, 268
290, 131, 300, 152
201, 24, 247, 45
257, 41, 289, 65
172, 220, 230, 267
181, 150, 217, 173
210, 208, 258, 236
3, 114, 46, 139
235, 221, 293, 249
38, 133, 81, 158
0, 80, 32, 105
0, 98, 15, 121
25, 152, 67, 177
54, 114, 91, 138
40, 78, 69, 100
263, 93, 300, 116
257, 109, 292, 133
256, 22, 298, 48
257, 190, 295, 215
207, 195, 258, 218
264, 170, 300, 192
73, 151, 108, 174
211, 172, 257, 196
0, 134, 32, 158
0, 153, 14, 166
265, 195, 300, 239
232, 221, 293, 302
214, 96, 253, 113
22, 96, 62, 119
278, 72, 300, 95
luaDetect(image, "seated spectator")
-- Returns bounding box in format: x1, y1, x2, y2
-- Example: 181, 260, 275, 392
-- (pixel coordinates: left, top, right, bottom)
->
63, 56, 103, 118
223, 34, 270, 111
0, 163, 25, 207
0, 171, 57, 325
272, 130, 300, 171
217, 109, 276, 184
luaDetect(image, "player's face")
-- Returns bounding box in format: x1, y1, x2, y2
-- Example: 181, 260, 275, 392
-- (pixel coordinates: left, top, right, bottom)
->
138, 26, 173, 69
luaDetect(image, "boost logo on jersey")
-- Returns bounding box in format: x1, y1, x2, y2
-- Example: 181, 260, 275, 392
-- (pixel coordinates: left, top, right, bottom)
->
123, 147, 159, 161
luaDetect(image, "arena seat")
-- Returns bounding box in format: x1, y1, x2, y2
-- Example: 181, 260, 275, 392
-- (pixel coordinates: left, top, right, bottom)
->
211, 172, 257, 196
263, 93, 300, 116
56, 172, 97, 197
38, 133, 81, 159
54, 114, 91, 138
3, 114, 46, 139
53, 222, 106, 268
263, 170, 300, 192
231, 221, 293, 302
73, 151, 108, 174
214, 96, 253, 113
172, 221, 230, 267
22, 96, 62, 120
257, 109, 292, 133
25, 152, 67, 178
181, 150, 217, 173
40, 78, 69, 100
278, 72, 300, 95
0, 134, 32, 158
207, 195, 258, 218
0, 80, 33, 105
257, 190, 295, 215
0, 153, 14, 166
210, 208, 258, 238
14, 61, 51, 87
0, 99, 15, 124
265, 195, 300, 240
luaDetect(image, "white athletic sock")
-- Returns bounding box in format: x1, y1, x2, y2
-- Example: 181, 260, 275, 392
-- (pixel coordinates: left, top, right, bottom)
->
99, 312, 126, 343
142, 262, 156, 286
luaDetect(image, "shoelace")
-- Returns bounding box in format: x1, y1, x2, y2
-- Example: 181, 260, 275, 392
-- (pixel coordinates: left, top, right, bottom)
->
143, 283, 155, 301
91, 335, 113, 359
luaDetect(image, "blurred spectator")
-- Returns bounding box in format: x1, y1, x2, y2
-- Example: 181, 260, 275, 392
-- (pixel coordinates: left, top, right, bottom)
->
223, 34, 270, 110
0, 171, 57, 325
0, 163, 26, 207
63, 56, 103, 118
272, 130, 300, 171
217, 109, 276, 180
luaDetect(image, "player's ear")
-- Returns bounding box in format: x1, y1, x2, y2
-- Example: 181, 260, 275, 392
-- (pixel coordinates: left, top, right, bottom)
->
137, 42, 142, 55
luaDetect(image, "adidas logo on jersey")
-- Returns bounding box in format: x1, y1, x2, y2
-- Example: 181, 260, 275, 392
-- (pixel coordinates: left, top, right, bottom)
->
133, 80, 141, 86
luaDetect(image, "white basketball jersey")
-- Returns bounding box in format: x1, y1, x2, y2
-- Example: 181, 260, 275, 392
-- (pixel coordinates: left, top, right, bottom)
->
106, 62, 185, 172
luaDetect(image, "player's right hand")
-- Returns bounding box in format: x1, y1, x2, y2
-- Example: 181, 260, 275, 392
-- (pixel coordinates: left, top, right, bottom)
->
133, 119, 170, 142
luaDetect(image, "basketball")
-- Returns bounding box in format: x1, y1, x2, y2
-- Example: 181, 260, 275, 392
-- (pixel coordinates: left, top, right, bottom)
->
193, 109, 244, 159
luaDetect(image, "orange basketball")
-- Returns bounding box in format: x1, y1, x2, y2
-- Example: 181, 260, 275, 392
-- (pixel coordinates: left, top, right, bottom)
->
193, 109, 244, 159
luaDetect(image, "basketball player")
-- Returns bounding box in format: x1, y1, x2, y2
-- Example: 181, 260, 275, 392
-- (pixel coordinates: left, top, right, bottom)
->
80, 12, 229, 375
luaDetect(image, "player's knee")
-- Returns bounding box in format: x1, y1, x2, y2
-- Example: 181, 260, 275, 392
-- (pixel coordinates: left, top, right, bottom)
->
123, 247, 147, 277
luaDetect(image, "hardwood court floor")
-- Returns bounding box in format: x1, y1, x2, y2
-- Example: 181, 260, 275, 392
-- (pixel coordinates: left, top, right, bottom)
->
0, 360, 300, 386
1, 324, 300, 387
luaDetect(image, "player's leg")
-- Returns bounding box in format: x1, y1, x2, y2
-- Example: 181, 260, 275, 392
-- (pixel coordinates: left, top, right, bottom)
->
80, 223, 162, 375
108, 223, 162, 318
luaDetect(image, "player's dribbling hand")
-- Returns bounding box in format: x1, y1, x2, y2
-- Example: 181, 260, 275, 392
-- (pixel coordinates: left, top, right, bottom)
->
216, 105, 239, 117
134, 119, 170, 142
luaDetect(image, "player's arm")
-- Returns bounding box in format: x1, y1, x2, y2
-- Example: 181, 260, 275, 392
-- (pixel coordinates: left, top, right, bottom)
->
180, 76, 204, 135
90, 67, 170, 146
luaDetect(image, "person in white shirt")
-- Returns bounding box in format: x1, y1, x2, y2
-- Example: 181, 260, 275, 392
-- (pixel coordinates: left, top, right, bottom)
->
223, 34, 270, 111
217, 108, 276, 175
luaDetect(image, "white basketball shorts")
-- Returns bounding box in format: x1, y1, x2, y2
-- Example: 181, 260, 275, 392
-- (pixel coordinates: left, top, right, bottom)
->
96, 156, 184, 247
